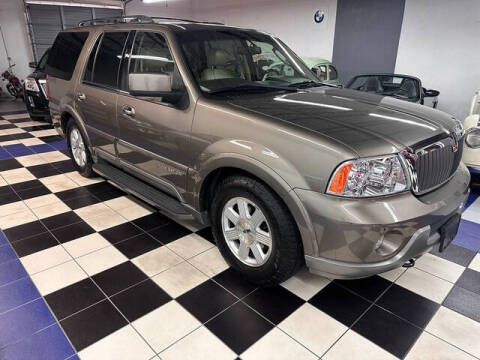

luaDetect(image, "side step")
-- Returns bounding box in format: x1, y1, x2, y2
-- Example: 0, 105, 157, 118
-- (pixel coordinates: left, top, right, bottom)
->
93, 162, 192, 219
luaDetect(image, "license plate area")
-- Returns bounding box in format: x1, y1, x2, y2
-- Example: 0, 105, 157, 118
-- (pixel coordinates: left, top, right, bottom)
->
439, 214, 461, 252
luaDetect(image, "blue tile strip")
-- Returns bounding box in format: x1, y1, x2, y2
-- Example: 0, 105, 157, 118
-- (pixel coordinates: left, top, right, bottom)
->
0, 230, 76, 358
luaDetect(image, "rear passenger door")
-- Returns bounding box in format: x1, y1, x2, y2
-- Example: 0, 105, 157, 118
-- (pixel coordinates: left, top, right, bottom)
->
75, 30, 130, 162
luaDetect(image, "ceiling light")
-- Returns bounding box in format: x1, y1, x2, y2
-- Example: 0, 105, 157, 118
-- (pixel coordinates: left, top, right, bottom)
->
142, 0, 165, 3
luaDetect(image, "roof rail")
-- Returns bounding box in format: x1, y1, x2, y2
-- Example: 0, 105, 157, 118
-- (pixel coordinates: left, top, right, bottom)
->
78, 15, 224, 27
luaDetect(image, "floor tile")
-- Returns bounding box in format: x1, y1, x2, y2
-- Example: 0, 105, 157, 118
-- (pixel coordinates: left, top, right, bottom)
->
133, 212, 171, 231
132, 246, 183, 277
45, 278, 105, 320
309, 282, 371, 326
281, 267, 330, 301
0, 158, 22, 171
116, 203, 153, 221
0, 209, 37, 229
213, 268, 257, 298
279, 303, 347, 357
133, 300, 200, 352
426, 306, 480, 357
31, 260, 88, 296
92, 261, 148, 297
111, 279, 172, 321
23, 193, 60, 209
352, 305, 422, 358
335, 275, 391, 302
113, 233, 162, 259
206, 301, 273, 354
160, 326, 236, 360
11, 179, 44, 192
103, 196, 139, 211
51, 221, 96, 244
430, 243, 477, 267
16, 153, 47, 167
456, 268, 480, 295
396, 267, 453, 303
27, 163, 61, 178
32, 200, 70, 219
3, 220, 47, 243
60, 193, 100, 210
55, 186, 91, 201
167, 233, 213, 259
147, 221, 191, 245
188, 247, 229, 277
153, 261, 208, 298
63, 232, 110, 258
415, 253, 465, 283
377, 283, 439, 328
244, 286, 305, 324
178, 279, 237, 323
1, 167, 35, 184
78, 325, 154, 360
60, 299, 128, 351
41, 211, 83, 230
0, 298, 56, 348
10, 231, 58, 257
17, 185, 51, 201
20, 245, 72, 275
0, 245, 17, 264
405, 331, 476, 360
76, 246, 128, 276
0, 200, 28, 218
0, 277, 40, 314
0, 188, 20, 205
0, 324, 75, 360
379, 266, 407, 282
443, 285, 480, 322
99, 222, 143, 244
469, 254, 480, 271
323, 329, 398, 360
84, 212, 128, 231
0, 259, 28, 286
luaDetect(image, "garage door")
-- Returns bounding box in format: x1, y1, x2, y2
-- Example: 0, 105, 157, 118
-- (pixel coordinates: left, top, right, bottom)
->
25, 4, 122, 61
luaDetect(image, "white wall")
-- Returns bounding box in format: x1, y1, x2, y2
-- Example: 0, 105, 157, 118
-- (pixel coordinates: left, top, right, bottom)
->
0, 0, 33, 83
127, 0, 337, 61
395, 0, 480, 121
126, 0, 193, 19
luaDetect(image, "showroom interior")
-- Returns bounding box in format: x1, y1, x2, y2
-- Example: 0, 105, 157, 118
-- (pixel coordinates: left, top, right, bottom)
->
0, 0, 479, 359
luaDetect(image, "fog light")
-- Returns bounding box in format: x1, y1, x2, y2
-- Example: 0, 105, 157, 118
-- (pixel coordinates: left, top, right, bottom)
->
375, 229, 403, 256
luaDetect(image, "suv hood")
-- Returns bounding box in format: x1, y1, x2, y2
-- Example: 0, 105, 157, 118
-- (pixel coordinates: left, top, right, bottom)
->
227, 87, 456, 157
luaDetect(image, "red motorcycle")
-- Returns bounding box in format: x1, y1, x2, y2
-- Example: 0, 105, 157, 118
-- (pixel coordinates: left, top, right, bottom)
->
1, 63, 24, 99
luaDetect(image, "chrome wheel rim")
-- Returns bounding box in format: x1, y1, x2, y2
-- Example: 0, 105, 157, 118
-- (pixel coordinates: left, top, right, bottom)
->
70, 128, 86, 167
221, 197, 272, 267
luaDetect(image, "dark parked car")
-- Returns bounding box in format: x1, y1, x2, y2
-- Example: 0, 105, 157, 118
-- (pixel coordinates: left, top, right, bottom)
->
24, 48, 50, 121
346, 74, 440, 108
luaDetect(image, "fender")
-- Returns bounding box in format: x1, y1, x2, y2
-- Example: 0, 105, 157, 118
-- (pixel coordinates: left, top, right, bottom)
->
188, 145, 317, 256
58, 102, 92, 150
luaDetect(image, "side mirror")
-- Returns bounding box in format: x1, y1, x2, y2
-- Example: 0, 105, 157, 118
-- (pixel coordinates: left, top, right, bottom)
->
424, 89, 440, 97
128, 70, 186, 106
465, 127, 480, 149
29, 62, 37, 69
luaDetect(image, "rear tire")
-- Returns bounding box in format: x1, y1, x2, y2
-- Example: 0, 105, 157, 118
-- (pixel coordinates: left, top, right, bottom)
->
66, 120, 94, 178
210, 175, 303, 286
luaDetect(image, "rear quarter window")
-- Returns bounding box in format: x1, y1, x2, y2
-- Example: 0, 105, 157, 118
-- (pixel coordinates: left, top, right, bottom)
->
45, 31, 89, 81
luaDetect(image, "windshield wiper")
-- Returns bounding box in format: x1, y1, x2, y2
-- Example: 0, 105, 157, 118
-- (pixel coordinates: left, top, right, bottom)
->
208, 84, 296, 95
288, 80, 326, 89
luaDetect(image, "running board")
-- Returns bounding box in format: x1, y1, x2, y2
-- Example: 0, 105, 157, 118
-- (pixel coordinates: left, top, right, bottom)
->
92, 162, 192, 219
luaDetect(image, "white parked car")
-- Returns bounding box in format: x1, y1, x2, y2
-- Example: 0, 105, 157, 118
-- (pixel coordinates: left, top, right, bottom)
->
462, 91, 480, 174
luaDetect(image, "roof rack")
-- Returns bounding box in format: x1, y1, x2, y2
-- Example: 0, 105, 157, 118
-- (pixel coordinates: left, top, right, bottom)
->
78, 15, 224, 27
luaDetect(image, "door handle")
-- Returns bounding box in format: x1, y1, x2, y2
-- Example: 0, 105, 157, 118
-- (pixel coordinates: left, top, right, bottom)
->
77, 92, 86, 101
122, 105, 135, 117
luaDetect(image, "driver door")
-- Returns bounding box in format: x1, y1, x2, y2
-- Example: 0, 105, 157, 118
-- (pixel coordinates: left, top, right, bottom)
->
116, 30, 193, 200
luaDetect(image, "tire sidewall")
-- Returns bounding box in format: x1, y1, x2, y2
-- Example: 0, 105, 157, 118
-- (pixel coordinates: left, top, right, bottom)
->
66, 120, 93, 176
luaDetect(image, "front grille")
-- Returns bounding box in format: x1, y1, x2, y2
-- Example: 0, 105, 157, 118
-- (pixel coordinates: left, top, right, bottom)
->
408, 136, 463, 194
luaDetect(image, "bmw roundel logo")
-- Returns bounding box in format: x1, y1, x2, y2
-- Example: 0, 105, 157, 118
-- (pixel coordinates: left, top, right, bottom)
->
314, 10, 324, 23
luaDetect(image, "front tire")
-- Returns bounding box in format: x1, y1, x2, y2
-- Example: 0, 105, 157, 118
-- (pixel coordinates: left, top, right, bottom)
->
66, 120, 94, 178
211, 175, 303, 286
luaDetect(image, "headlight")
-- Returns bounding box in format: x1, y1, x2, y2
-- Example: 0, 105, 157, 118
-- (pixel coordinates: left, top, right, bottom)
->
24, 78, 39, 92
327, 155, 409, 197
452, 118, 465, 138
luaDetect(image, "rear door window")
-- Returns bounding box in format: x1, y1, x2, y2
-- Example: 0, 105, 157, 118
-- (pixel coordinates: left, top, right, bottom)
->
46, 31, 88, 80
83, 34, 102, 83
92, 31, 128, 88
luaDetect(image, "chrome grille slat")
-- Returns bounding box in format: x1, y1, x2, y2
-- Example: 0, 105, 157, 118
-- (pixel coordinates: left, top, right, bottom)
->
408, 136, 463, 194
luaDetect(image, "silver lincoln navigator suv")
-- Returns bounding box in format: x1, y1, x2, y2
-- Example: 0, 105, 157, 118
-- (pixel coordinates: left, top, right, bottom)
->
45, 16, 469, 286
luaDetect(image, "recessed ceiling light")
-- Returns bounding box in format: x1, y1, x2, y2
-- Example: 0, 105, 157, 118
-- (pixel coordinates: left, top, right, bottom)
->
142, 0, 165, 3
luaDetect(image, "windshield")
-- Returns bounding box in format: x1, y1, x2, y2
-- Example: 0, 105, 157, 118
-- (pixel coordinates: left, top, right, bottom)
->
347, 75, 420, 101
176, 29, 320, 94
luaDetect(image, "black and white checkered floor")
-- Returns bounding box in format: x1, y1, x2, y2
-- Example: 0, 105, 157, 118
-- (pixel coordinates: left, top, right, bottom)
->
0, 101, 479, 360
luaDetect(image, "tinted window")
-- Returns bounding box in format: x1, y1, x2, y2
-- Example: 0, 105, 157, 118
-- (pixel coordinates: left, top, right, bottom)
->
83, 34, 102, 82
329, 65, 338, 80
92, 32, 128, 88
37, 49, 50, 71
46, 32, 88, 80
129, 32, 173, 76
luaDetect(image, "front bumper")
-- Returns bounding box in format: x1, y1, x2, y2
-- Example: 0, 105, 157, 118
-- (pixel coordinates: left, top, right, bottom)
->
296, 163, 470, 279
24, 90, 50, 118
